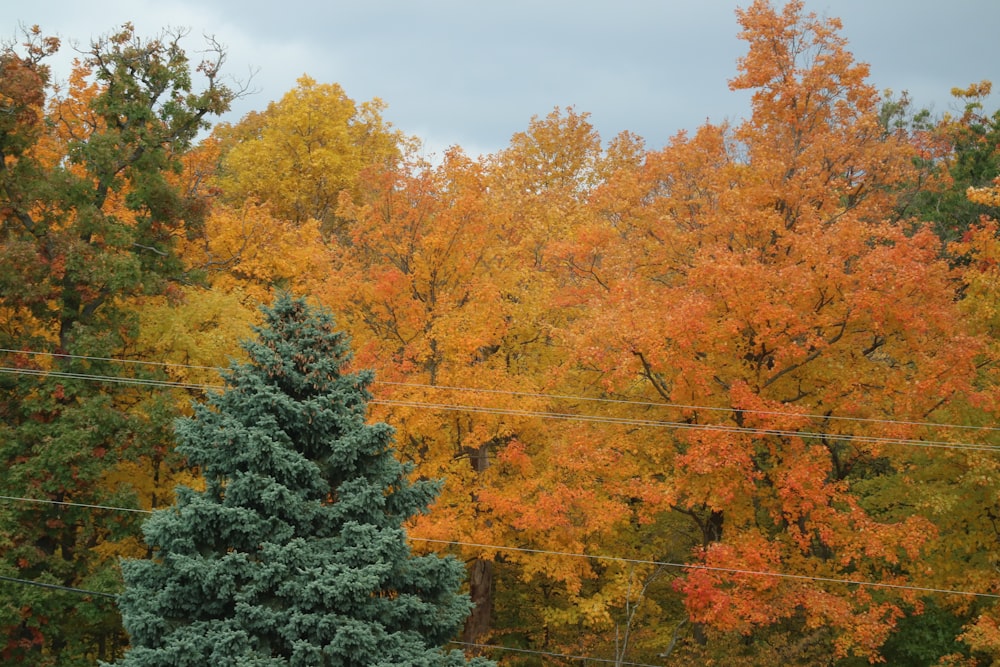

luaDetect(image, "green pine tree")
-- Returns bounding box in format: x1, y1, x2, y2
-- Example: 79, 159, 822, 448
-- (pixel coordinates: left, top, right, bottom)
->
112, 295, 493, 666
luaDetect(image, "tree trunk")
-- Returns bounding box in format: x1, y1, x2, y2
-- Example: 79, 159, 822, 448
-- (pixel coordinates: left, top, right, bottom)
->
461, 439, 500, 648
462, 557, 494, 648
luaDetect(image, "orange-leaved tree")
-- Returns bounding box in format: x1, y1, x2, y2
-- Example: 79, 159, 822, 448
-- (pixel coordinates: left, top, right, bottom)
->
322, 147, 533, 646
319, 112, 650, 653
555, 1, 991, 660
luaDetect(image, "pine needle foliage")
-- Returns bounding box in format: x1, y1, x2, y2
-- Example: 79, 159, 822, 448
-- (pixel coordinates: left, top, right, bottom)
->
112, 294, 492, 666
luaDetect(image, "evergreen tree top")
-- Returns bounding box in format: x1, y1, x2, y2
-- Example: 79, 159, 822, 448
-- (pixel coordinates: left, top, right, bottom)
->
112, 294, 493, 667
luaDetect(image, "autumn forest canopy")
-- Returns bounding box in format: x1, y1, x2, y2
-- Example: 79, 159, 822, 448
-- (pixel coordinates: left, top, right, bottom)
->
4, 1, 1000, 664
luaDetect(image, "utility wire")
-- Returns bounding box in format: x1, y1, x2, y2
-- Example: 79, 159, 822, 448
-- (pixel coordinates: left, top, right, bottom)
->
378, 379, 1000, 435
1, 495, 996, 600
0, 574, 117, 598
450, 641, 662, 667
4, 347, 998, 435
0, 348, 221, 372
0, 365, 996, 454
0, 495, 153, 514
0, 366, 213, 391
0, 571, 662, 666
412, 539, 1000, 600
376, 398, 1000, 453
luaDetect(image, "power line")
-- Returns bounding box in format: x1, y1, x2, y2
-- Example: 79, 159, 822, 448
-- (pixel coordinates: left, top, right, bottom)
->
0, 495, 153, 515
0, 366, 214, 391
4, 347, 998, 436
376, 398, 1000, 453
379, 379, 1000, 435
1, 364, 996, 454
0, 574, 117, 598
1, 495, 995, 600
0, 347, 222, 372
450, 641, 662, 667
0, 572, 661, 666
412, 539, 1000, 600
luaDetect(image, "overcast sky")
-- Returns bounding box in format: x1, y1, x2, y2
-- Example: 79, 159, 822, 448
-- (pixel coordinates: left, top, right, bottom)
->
2, 1, 998, 158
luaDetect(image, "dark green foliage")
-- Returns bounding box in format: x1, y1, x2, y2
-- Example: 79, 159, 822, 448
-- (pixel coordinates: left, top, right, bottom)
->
886, 85, 1000, 244
879, 599, 974, 666
0, 25, 234, 664
114, 295, 491, 666
0, 352, 171, 665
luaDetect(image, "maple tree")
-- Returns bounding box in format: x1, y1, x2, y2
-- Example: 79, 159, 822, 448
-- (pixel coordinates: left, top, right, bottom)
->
323, 146, 517, 646
127, 130, 331, 391
320, 109, 658, 657
553, 1, 992, 660
185, 200, 329, 304
0, 25, 236, 663
214, 76, 412, 239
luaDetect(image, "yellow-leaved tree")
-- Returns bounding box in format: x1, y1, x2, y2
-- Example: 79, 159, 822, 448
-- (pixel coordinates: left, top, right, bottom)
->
215, 75, 413, 239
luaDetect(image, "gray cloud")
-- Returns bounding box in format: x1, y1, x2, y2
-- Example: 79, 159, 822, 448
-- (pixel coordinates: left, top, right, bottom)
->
2, 1, 997, 157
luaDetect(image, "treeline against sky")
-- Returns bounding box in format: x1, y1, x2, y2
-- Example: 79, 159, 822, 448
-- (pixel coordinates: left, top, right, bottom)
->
3, 2, 1000, 664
